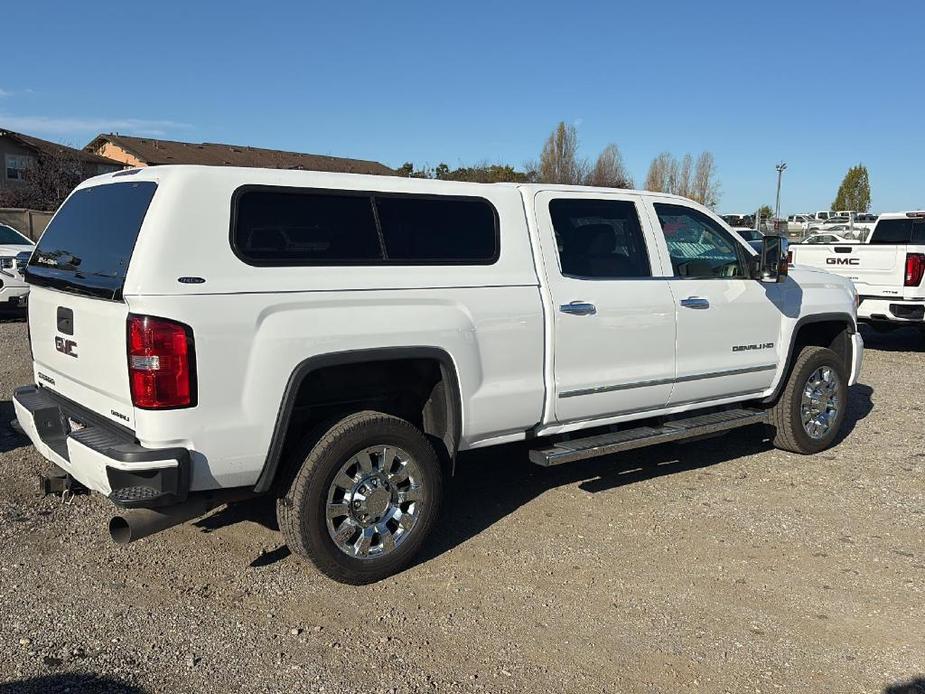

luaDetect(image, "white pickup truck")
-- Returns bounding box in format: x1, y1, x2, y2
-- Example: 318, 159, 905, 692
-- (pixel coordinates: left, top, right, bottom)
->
789, 211, 925, 331
13, 166, 862, 583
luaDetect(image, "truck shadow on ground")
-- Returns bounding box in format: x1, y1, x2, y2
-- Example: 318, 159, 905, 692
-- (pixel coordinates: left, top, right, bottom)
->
214, 382, 873, 570
859, 324, 924, 353
0, 673, 146, 693
884, 676, 925, 694
1, 399, 27, 454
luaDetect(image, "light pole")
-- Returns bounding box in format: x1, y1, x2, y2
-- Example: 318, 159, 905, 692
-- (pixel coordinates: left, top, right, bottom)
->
774, 162, 788, 231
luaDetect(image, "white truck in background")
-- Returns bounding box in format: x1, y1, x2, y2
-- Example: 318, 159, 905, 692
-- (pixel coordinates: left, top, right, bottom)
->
789, 211, 925, 331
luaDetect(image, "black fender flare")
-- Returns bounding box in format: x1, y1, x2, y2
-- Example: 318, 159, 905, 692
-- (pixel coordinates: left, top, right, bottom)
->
253, 347, 463, 493
762, 311, 856, 405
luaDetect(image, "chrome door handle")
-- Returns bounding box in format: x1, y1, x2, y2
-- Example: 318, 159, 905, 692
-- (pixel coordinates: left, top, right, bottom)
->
560, 301, 597, 316
680, 296, 710, 309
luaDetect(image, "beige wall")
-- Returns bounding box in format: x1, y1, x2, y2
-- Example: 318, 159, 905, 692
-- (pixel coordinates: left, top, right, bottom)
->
91, 142, 147, 168
0, 208, 53, 241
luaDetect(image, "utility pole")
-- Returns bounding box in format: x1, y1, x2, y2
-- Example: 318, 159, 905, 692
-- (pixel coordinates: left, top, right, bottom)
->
774, 162, 788, 232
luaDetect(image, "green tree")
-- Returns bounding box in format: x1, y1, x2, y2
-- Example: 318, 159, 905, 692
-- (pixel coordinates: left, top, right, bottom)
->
757, 204, 773, 219
832, 164, 871, 212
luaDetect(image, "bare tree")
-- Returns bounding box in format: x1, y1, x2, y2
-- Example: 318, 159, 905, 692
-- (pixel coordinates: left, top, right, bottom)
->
643, 151, 719, 207
538, 122, 587, 185
691, 152, 720, 208
0, 148, 85, 211
585, 143, 634, 188
644, 152, 673, 192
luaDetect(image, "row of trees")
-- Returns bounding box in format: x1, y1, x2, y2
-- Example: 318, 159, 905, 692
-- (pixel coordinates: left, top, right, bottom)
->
399, 121, 721, 207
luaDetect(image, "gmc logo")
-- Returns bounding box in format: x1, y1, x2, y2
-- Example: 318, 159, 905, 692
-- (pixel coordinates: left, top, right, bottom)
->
55, 336, 78, 358
826, 258, 860, 266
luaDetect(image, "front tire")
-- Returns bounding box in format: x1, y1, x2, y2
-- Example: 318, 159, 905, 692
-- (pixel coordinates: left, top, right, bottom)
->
278, 411, 443, 584
768, 346, 846, 454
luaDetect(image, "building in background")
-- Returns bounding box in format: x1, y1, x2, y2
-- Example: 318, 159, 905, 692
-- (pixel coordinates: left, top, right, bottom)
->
85, 134, 394, 175
0, 128, 123, 194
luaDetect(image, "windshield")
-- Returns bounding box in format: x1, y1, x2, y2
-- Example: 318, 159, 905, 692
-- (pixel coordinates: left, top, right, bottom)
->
0, 224, 29, 245
25, 182, 157, 300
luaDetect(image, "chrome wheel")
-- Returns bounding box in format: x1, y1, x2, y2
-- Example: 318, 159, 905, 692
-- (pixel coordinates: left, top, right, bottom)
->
325, 445, 423, 559
801, 366, 840, 439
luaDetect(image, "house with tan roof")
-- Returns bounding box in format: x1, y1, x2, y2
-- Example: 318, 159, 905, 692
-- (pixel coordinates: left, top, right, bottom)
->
85, 134, 395, 176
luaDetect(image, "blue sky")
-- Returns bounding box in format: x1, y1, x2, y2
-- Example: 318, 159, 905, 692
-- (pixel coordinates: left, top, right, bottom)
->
4, 1, 923, 213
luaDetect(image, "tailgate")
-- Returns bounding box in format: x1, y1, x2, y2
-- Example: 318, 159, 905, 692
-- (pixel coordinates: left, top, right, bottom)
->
791, 244, 903, 294
28, 287, 135, 428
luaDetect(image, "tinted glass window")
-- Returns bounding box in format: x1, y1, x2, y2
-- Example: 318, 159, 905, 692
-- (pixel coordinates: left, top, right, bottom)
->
376, 196, 497, 263
549, 199, 651, 279
870, 219, 925, 244
654, 203, 748, 279
234, 190, 381, 263
0, 224, 29, 245
26, 182, 157, 300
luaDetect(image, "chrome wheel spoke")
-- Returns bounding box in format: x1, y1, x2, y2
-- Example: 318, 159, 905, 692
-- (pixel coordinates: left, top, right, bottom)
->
378, 523, 396, 553
332, 518, 357, 545
354, 527, 374, 557
326, 502, 350, 519
398, 485, 423, 505
334, 471, 355, 490
355, 452, 374, 475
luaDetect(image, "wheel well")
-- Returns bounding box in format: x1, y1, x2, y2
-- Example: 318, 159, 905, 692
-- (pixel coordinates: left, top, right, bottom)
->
765, 319, 852, 405
792, 320, 851, 372
257, 354, 460, 493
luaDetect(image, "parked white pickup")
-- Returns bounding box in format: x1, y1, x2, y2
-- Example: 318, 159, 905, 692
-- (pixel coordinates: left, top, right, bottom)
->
789, 211, 925, 329
13, 166, 863, 582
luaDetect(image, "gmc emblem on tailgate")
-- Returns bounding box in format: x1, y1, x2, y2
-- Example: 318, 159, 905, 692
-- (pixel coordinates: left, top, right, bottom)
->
826, 257, 860, 265
55, 336, 78, 358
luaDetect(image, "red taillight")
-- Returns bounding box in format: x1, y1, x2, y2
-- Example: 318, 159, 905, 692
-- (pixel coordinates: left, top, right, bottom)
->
905, 253, 925, 287
127, 315, 195, 409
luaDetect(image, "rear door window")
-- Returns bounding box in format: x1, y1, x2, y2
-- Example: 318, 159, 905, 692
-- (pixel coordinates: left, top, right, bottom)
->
26, 182, 157, 300
548, 198, 651, 279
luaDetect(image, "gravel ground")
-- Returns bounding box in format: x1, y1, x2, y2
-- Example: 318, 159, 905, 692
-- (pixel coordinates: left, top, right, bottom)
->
0, 316, 923, 694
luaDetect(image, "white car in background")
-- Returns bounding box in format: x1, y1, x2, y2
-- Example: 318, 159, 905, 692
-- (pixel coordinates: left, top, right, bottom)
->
0, 223, 35, 310
800, 232, 851, 245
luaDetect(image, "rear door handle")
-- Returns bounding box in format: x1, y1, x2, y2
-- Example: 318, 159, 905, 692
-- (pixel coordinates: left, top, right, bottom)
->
560, 301, 597, 316
680, 297, 710, 310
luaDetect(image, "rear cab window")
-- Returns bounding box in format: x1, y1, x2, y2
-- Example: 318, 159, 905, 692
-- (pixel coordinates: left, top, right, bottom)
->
869, 219, 925, 244
25, 182, 158, 300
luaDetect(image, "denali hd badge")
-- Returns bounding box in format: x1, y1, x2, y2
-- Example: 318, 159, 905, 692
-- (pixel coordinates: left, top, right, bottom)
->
55, 336, 78, 358
732, 342, 774, 352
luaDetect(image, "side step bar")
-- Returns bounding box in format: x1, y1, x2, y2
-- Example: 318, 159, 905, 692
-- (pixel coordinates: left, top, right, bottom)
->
529, 408, 769, 467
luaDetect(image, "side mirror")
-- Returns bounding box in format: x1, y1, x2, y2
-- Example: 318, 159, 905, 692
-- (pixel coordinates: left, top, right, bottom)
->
755, 235, 787, 283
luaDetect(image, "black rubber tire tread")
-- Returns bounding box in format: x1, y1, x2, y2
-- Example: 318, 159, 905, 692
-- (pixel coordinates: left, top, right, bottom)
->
768, 346, 846, 454
277, 410, 443, 584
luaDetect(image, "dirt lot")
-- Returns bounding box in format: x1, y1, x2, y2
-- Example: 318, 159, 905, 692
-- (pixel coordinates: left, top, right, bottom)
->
0, 316, 922, 694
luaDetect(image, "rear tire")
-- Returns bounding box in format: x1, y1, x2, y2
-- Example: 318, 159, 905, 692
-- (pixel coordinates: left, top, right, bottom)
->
278, 410, 443, 584
768, 346, 846, 454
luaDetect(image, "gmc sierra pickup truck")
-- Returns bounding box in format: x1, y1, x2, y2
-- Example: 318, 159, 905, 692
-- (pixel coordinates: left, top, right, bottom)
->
789, 211, 925, 331
13, 166, 863, 583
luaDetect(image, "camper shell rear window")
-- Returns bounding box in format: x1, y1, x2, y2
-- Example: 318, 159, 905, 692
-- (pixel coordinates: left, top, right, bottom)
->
25, 182, 157, 300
